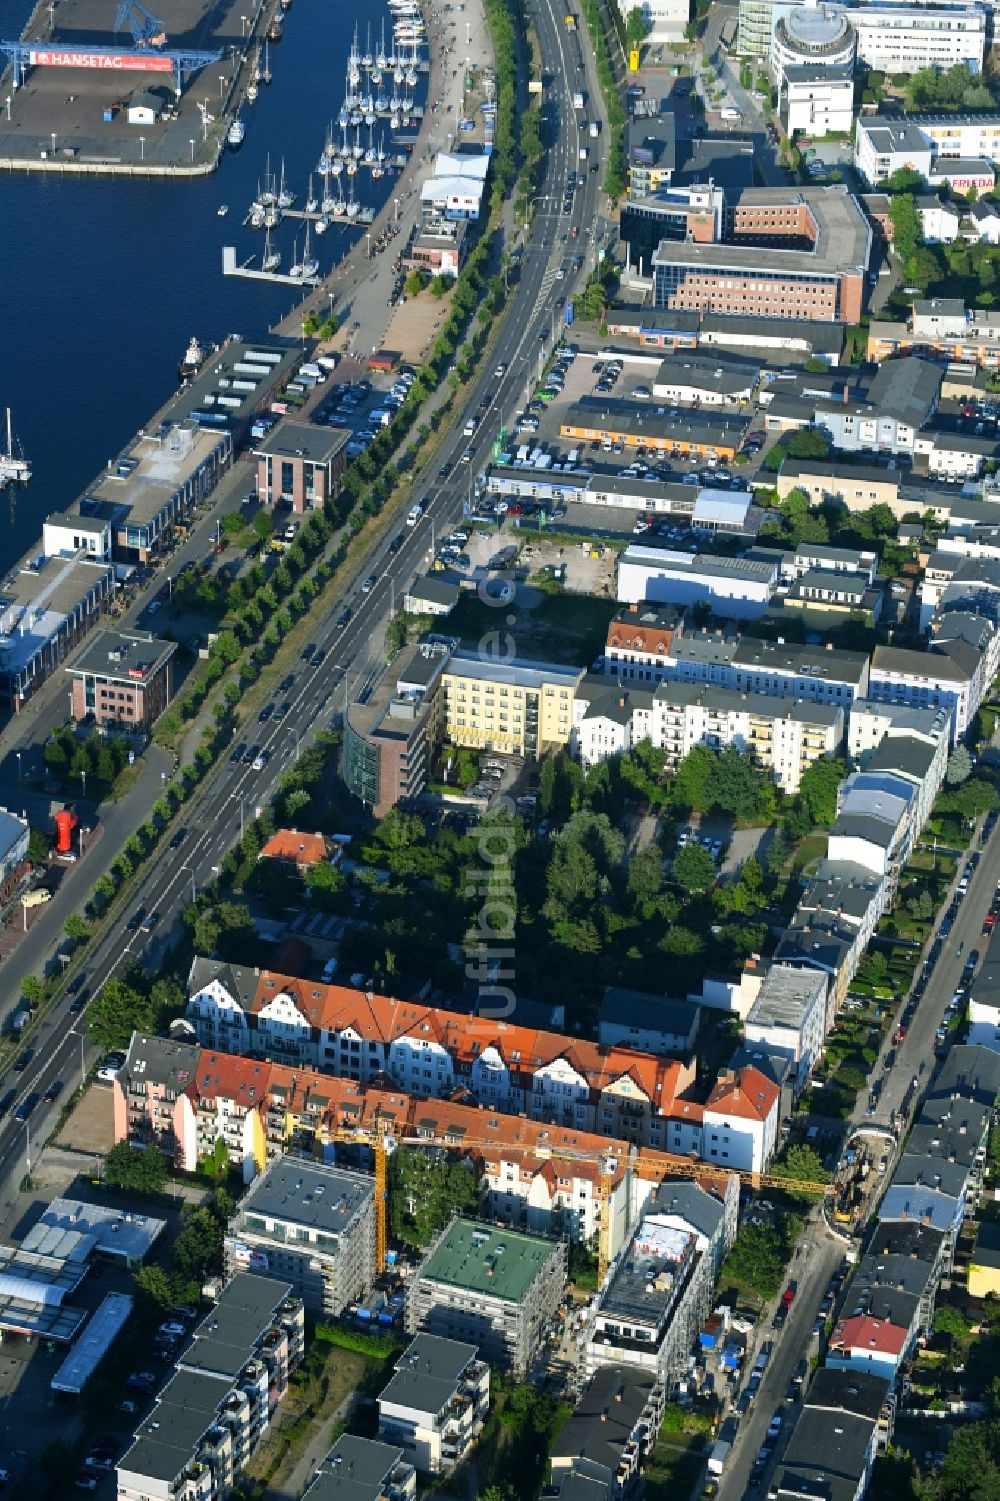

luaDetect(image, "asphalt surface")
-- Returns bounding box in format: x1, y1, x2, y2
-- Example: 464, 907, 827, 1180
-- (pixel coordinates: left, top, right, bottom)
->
0, 0, 606, 1212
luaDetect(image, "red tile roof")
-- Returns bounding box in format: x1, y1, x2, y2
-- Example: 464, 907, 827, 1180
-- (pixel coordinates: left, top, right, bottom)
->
259, 830, 329, 867
704, 1066, 780, 1123
831, 1315, 906, 1358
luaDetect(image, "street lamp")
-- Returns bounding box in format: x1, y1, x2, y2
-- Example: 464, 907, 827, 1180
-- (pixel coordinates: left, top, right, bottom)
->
241, 13, 248, 35
219, 74, 226, 103
189, 137, 196, 162
139, 136, 145, 160
15, 750, 21, 782
50, 130, 56, 155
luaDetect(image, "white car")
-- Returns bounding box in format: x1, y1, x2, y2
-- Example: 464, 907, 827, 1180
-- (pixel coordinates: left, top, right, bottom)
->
97, 1062, 120, 1084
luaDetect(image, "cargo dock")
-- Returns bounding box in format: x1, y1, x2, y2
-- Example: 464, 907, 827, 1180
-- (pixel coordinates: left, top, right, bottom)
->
0, 0, 275, 175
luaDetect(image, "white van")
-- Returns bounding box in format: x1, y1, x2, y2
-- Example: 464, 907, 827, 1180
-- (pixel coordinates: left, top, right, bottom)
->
406, 502, 423, 526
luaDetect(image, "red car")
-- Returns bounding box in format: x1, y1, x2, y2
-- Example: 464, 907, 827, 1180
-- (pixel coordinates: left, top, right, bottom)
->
983, 912, 996, 934
894, 1024, 907, 1044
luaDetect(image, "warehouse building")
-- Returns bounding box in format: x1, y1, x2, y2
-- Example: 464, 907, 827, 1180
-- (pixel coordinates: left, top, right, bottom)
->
406, 1220, 567, 1375
224, 1158, 376, 1318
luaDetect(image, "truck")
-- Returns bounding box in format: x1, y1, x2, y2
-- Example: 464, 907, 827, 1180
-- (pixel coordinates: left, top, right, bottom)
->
588, 120, 599, 139
708, 1440, 732, 1476
579, 146, 588, 161
572, 90, 584, 109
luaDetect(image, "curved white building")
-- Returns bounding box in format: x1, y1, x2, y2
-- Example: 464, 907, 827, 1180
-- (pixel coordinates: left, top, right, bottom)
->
771, 0, 856, 84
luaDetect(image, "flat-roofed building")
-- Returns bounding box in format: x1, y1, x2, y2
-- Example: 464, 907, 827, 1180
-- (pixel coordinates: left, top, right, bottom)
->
66, 629, 176, 737
345, 640, 452, 815
441, 651, 584, 758
869, 641, 981, 742
303, 1435, 416, 1501
377, 1334, 490, 1475
782, 63, 854, 137
744, 965, 828, 1090
560, 399, 748, 459
0, 552, 113, 714
406, 1219, 567, 1375
116, 1273, 304, 1501
652, 185, 871, 324
87, 422, 233, 564
616, 546, 777, 619
255, 421, 351, 514
224, 1157, 375, 1317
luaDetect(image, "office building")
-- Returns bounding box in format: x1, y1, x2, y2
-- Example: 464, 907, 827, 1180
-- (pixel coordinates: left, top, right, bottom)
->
66, 629, 177, 737
406, 1220, 567, 1375
224, 1158, 376, 1317
782, 63, 855, 136
344, 640, 452, 815
856, 109, 1000, 186
377, 1334, 490, 1475
254, 422, 351, 514
652, 185, 871, 324
771, 3, 857, 87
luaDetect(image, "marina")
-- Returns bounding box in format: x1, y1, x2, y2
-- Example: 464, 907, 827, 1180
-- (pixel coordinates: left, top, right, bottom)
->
221, 245, 321, 287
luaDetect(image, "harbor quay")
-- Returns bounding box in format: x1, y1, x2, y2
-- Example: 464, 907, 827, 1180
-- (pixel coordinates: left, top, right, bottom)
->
0, 0, 270, 174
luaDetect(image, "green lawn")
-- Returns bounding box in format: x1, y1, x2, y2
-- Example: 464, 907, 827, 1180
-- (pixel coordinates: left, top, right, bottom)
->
646, 1430, 709, 1501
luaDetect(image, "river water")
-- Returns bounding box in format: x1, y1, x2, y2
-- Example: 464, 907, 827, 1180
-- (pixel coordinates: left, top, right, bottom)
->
0, 0, 410, 570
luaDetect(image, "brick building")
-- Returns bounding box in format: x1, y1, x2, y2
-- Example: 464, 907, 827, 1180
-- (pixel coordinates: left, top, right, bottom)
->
65, 630, 176, 737
254, 422, 351, 514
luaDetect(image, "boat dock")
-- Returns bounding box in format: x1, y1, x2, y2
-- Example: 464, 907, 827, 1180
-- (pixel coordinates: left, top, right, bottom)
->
222, 246, 321, 288
282, 206, 376, 225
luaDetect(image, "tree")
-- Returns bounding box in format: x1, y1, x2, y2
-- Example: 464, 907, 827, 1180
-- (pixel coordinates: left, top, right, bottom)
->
87, 977, 154, 1053
934, 1304, 970, 1344
798, 757, 846, 828
673, 842, 717, 892
251, 508, 273, 543
887, 166, 926, 194
104, 1141, 167, 1195
787, 427, 831, 461
936, 1418, 1000, 1501
624, 6, 650, 49
627, 845, 665, 906
672, 744, 716, 812
20, 975, 44, 1006
27, 827, 50, 865
134, 1263, 176, 1309
722, 1223, 784, 1300
889, 192, 922, 265
388, 1149, 480, 1245
405, 268, 429, 296
245, 858, 300, 914
64, 912, 90, 944
305, 859, 348, 912
172, 1204, 225, 1283
772, 1142, 830, 1186
946, 745, 973, 785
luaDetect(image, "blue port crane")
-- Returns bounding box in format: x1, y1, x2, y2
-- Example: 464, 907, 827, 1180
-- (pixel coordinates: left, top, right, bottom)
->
114, 0, 168, 48
0, 0, 224, 95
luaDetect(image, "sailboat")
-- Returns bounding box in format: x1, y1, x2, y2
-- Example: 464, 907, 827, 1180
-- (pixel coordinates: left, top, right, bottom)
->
347, 27, 361, 88
290, 221, 318, 279
305, 173, 318, 214
0, 409, 30, 485
277, 158, 295, 208
261, 226, 281, 272
361, 24, 373, 69
321, 166, 337, 213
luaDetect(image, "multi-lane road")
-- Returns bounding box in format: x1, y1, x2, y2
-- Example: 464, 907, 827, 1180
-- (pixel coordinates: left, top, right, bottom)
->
0, 0, 606, 1209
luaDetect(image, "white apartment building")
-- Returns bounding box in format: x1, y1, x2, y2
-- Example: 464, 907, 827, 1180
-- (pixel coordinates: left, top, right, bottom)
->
378, 1335, 490, 1476
702, 1066, 781, 1174
847, 699, 950, 768
782, 64, 854, 137
869, 641, 982, 742
572, 676, 844, 792
744, 965, 828, 1091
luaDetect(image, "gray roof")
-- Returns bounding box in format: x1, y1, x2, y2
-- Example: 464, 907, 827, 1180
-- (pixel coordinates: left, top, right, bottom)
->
181, 1272, 294, 1379
830, 812, 899, 850
805, 1367, 890, 1422
839, 1277, 919, 1331
446, 652, 583, 691
871, 644, 971, 683
700, 313, 845, 355
772, 1408, 876, 1501
866, 359, 941, 431
379, 1333, 479, 1416
893, 1152, 970, 1200
784, 61, 853, 84
654, 355, 759, 397
866, 735, 938, 782
858, 115, 931, 157
255, 420, 351, 466
627, 113, 676, 173
563, 398, 749, 447
599, 986, 699, 1040
552, 1366, 658, 1477
731, 637, 869, 684
746, 966, 826, 1033
578, 676, 655, 726
0, 809, 27, 865
649, 1178, 727, 1241
729, 1044, 794, 1089
654, 185, 871, 276
623, 546, 775, 583
930, 1044, 1000, 1108
867, 1220, 945, 1264
119, 1369, 233, 1484
405, 574, 462, 608
652, 677, 841, 727
305, 1436, 409, 1501
879, 1185, 961, 1232
234, 1158, 372, 1238
66, 630, 176, 684
188, 956, 261, 1009
122, 1033, 199, 1093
